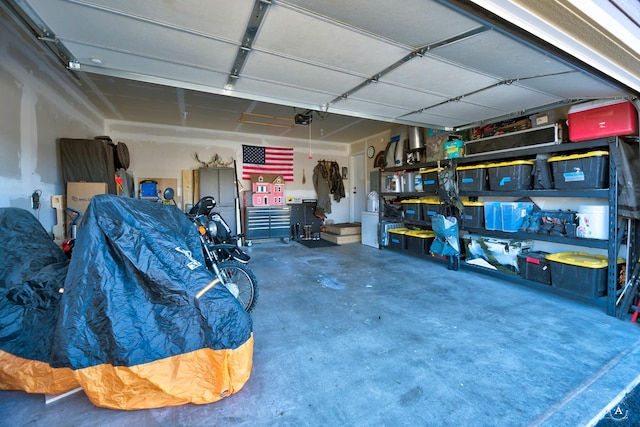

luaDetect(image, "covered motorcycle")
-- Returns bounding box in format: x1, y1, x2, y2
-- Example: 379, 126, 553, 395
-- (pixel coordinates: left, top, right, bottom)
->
0, 208, 78, 394
50, 195, 253, 409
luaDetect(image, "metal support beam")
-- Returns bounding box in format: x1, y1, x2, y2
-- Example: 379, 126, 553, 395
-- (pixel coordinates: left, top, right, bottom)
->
326, 26, 491, 110
224, 0, 271, 90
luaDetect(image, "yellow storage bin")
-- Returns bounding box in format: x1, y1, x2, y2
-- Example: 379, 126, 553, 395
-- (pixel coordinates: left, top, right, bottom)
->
545, 252, 623, 298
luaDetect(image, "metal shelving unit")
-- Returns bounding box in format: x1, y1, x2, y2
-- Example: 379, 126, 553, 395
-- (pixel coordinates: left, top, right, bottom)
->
377, 135, 634, 317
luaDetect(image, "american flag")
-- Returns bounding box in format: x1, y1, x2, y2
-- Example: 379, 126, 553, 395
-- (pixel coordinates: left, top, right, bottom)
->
242, 145, 294, 182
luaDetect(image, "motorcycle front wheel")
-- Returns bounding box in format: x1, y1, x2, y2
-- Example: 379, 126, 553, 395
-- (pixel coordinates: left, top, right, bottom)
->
217, 260, 258, 313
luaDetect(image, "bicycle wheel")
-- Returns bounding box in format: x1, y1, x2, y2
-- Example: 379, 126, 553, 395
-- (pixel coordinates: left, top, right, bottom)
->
217, 260, 258, 313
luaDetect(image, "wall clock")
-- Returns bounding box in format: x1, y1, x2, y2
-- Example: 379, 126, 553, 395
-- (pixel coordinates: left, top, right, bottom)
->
367, 146, 375, 158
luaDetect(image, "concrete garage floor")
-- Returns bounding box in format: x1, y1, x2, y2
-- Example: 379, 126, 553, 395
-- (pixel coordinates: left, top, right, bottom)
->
2, 241, 640, 426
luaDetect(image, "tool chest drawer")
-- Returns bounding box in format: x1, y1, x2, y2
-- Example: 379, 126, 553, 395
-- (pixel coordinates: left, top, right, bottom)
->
245, 206, 291, 241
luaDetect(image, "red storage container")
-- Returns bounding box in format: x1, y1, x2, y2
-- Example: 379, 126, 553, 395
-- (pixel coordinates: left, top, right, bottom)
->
567, 100, 638, 142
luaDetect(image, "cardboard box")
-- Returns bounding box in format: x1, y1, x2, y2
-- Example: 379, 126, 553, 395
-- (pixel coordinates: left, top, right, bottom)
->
66, 182, 108, 221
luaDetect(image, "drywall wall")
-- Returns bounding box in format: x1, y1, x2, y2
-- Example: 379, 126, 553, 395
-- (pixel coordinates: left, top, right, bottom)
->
0, 14, 103, 235
105, 120, 354, 224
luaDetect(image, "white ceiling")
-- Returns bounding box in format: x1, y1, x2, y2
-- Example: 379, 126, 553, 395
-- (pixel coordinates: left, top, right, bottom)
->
3, 0, 638, 143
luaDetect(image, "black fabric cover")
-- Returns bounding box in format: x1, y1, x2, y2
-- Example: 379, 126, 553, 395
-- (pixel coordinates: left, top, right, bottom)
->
50, 195, 252, 369
610, 138, 640, 219
59, 138, 117, 195
0, 208, 69, 362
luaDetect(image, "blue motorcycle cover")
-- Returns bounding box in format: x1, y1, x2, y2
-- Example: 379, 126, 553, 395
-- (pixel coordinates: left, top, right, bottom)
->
0, 208, 78, 394
49, 195, 253, 409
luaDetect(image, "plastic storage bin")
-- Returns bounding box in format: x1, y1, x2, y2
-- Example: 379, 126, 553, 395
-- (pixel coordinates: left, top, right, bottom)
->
576, 205, 609, 240
421, 198, 442, 225
486, 160, 534, 191
401, 199, 421, 222
457, 164, 489, 192
461, 200, 484, 229
547, 150, 609, 189
388, 228, 409, 251
405, 230, 435, 256
420, 167, 440, 195
546, 252, 620, 298
517, 251, 551, 285
484, 202, 533, 232
568, 100, 638, 142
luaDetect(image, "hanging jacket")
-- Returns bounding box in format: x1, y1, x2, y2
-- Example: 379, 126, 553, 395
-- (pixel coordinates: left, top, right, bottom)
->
313, 162, 332, 216
329, 162, 345, 202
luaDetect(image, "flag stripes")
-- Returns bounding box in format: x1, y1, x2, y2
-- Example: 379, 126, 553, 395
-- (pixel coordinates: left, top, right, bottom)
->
242, 145, 294, 182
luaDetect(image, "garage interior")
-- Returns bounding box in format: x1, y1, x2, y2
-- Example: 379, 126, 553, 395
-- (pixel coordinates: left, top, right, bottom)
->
1, 0, 640, 425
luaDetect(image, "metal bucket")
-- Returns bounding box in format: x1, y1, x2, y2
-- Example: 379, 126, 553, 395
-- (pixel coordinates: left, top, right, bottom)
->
408, 126, 425, 150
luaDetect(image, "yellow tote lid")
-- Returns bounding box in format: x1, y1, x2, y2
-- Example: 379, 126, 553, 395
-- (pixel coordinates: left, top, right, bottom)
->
486, 160, 534, 168
419, 167, 442, 173
462, 200, 484, 206
545, 251, 623, 268
457, 164, 489, 170
388, 228, 410, 234
405, 230, 435, 238
400, 199, 421, 203
547, 150, 609, 163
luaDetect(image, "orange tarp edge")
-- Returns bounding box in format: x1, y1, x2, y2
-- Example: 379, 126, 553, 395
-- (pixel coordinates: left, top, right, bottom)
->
0, 350, 79, 394
73, 333, 254, 410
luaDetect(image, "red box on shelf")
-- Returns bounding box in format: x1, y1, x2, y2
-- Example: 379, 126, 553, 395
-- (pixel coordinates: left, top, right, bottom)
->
568, 100, 638, 142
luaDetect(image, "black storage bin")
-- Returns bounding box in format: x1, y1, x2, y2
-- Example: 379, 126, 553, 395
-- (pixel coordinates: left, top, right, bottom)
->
457, 164, 489, 192
547, 150, 609, 189
486, 160, 534, 191
546, 252, 613, 298
420, 168, 440, 195
420, 200, 441, 228
388, 229, 408, 251
401, 200, 421, 223
405, 230, 435, 256
517, 251, 551, 285
461, 201, 484, 229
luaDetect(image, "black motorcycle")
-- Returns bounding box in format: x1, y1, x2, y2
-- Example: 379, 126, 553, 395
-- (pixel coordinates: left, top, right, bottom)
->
164, 189, 258, 313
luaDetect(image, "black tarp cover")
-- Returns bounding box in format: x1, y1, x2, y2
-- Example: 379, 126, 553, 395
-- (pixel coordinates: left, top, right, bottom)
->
49, 195, 253, 409
0, 208, 78, 394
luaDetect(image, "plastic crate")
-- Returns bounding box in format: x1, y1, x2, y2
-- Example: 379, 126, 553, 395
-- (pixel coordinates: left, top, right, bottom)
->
461, 201, 484, 229
420, 198, 442, 225
546, 252, 622, 298
486, 160, 534, 191
547, 150, 609, 189
388, 228, 409, 251
401, 199, 421, 222
517, 251, 551, 285
457, 164, 489, 192
484, 202, 533, 232
405, 230, 435, 256
420, 167, 440, 195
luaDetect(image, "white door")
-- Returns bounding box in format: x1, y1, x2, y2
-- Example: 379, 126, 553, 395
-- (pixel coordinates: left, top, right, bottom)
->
350, 152, 366, 223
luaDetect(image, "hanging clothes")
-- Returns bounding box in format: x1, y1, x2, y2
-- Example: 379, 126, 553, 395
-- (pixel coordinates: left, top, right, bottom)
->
312, 160, 345, 217
313, 162, 332, 217
329, 161, 345, 202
